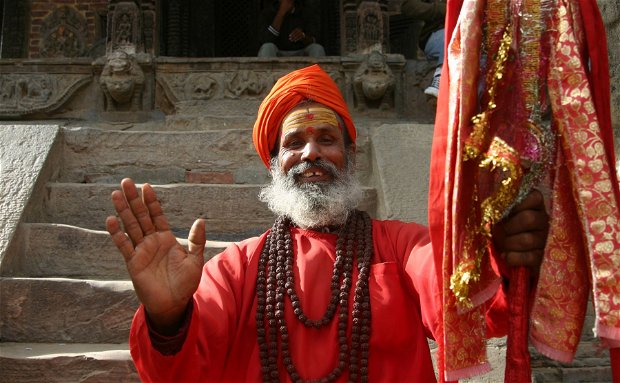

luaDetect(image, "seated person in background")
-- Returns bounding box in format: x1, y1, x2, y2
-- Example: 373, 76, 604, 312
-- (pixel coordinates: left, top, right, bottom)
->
258, 0, 326, 57
401, 0, 446, 97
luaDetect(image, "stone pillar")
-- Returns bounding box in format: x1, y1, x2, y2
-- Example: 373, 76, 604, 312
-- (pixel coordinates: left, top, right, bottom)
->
597, 0, 620, 176
140, 0, 157, 55
341, 0, 358, 55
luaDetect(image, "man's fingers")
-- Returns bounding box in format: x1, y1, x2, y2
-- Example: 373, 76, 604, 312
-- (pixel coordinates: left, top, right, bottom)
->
106, 215, 135, 261
504, 250, 543, 269
510, 189, 545, 214
501, 208, 549, 236
111, 189, 144, 246
142, 183, 171, 231
188, 219, 206, 262
500, 229, 548, 252
121, 178, 156, 237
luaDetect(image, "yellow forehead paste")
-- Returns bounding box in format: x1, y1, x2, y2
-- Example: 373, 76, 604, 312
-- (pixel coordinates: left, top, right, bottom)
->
281, 106, 339, 134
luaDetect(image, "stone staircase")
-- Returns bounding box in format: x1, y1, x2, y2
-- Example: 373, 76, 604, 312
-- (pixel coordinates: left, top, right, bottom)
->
0, 117, 379, 382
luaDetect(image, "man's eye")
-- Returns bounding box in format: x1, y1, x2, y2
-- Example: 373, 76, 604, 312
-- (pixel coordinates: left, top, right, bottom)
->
285, 140, 304, 149
319, 136, 335, 144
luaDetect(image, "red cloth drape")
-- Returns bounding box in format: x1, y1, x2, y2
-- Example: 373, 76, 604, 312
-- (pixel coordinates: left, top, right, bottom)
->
429, 0, 619, 381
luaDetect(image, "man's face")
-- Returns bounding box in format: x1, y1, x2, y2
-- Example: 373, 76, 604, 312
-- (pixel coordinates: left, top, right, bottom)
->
260, 102, 361, 228
277, 103, 349, 184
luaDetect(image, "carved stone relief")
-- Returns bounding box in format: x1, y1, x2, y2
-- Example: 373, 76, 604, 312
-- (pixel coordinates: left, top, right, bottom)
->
99, 50, 145, 111
353, 51, 395, 110
185, 73, 218, 100
157, 67, 349, 111
225, 70, 264, 98
0, 74, 91, 117
40, 6, 88, 58
158, 71, 275, 105
357, 2, 384, 53
108, 1, 143, 53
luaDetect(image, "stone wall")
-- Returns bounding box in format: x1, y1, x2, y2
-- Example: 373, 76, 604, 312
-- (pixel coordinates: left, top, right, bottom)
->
0, 125, 60, 264
28, 0, 108, 58
597, 0, 620, 173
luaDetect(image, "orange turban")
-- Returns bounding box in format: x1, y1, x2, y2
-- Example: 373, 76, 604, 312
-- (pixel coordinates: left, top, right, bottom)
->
252, 64, 356, 168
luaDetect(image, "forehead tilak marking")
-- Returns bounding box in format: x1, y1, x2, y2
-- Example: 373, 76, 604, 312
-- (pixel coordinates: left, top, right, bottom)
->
281, 106, 339, 135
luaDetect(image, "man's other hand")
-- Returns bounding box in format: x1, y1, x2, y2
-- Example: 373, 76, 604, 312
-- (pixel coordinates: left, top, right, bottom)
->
493, 189, 549, 272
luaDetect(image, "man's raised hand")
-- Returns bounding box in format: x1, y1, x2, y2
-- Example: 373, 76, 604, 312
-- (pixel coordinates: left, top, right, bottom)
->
106, 178, 205, 333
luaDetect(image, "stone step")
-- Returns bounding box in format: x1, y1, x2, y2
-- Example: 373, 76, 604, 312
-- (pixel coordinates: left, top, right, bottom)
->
0, 278, 137, 343
0, 342, 139, 383
58, 125, 373, 185
39, 183, 377, 234
59, 127, 269, 185
1, 223, 229, 280
530, 341, 614, 369
532, 366, 613, 383
164, 112, 259, 132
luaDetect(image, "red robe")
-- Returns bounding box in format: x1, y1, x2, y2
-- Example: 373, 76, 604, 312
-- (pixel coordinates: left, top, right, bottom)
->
130, 220, 509, 382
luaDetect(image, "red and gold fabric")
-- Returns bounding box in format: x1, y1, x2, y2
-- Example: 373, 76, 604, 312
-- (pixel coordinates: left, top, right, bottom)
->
429, 0, 620, 380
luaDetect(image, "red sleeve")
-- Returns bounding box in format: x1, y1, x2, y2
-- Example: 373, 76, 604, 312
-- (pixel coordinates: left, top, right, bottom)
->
146, 300, 194, 356
128, 235, 265, 382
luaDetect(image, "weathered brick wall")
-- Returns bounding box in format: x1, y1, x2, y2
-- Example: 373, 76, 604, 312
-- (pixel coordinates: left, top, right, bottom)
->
28, 0, 108, 58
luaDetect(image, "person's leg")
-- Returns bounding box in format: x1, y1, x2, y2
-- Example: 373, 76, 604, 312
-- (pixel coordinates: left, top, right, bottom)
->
304, 43, 326, 57
424, 28, 444, 66
278, 49, 304, 57
423, 28, 444, 97
258, 43, 279, 57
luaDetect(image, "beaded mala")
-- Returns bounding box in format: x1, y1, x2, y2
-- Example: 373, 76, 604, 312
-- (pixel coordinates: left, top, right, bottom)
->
255, 210, 373, 383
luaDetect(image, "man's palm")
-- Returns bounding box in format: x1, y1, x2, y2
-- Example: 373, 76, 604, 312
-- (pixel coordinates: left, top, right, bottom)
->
125, 229, 203, 317
106, 178, 205, 330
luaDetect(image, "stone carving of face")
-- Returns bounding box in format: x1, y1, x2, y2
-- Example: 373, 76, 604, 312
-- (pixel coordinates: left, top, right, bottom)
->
109, 51, 131, 74
104, 51, 135, 103
107, 78, 135, 103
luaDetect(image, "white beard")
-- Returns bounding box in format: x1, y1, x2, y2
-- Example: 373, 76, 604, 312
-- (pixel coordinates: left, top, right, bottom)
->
259, 153, 363, 229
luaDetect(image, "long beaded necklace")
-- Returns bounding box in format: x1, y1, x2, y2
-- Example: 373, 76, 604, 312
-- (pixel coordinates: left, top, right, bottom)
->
255, 210, 374, 383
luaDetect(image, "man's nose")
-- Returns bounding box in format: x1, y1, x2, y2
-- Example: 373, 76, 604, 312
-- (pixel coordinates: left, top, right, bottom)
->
300, 141, 321, 162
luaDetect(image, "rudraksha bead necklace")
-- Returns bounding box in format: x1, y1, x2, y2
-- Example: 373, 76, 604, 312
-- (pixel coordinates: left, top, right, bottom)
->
256, 210, 373, 383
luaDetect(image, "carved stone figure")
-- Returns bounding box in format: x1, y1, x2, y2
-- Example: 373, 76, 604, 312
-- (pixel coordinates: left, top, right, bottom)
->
226, 70, 264, 98
99, 50, 145, 111
116, 14, 133, 45
353, 51, 395, 111
185, 74, 218, 100
357, 2, 384, 53
108, 1, 143, 53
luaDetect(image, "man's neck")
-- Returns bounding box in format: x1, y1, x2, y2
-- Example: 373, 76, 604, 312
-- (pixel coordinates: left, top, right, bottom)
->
290, 216, 351, 233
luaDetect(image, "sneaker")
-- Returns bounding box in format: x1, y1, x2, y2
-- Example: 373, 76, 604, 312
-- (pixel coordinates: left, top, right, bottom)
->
424, 74, 440, 98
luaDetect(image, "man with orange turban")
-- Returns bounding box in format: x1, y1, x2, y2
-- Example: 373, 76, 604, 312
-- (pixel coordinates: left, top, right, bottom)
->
106, 64, 548, 382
